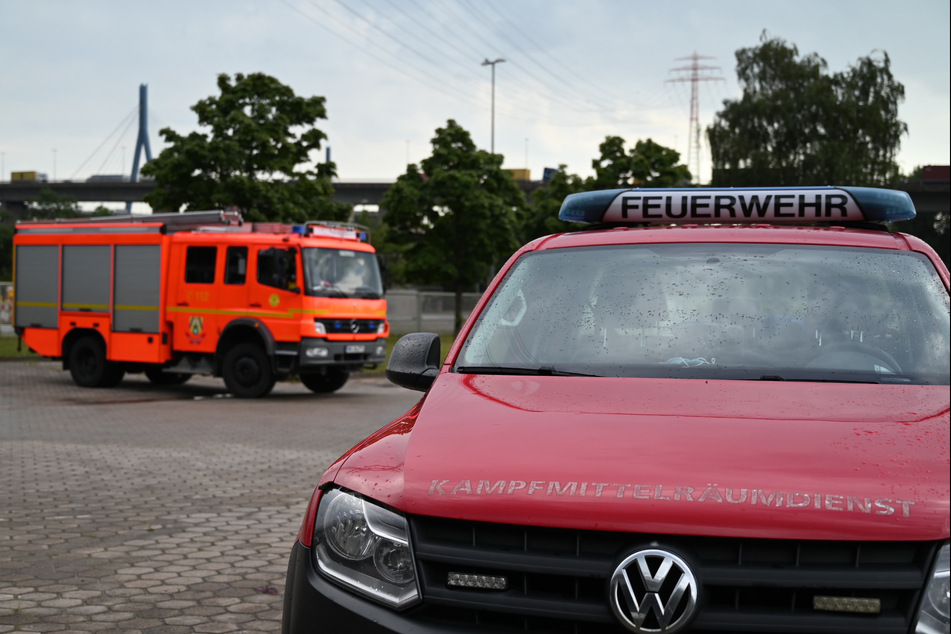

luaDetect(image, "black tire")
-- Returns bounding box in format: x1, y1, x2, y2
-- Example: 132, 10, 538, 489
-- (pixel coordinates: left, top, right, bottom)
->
145, 368, 191, 385
68, 336, 125, 388
299, 368, 350, 394
222, 343, 275, 398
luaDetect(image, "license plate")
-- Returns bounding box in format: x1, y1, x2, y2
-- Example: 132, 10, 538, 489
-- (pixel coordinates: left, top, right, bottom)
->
345, 345, 366, 354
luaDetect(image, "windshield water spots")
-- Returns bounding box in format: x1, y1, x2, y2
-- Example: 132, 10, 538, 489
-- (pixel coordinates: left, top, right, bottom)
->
457, 244, 950, 385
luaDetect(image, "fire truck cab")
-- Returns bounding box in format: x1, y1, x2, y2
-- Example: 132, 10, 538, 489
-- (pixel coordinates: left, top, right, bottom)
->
13, 211, 389, 397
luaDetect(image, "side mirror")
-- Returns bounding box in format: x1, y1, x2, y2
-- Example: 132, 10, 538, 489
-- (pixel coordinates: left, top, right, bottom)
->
386, 333, 440, 392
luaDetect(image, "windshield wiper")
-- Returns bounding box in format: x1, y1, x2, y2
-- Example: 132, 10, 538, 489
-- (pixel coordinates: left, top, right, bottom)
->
456, 365, 599, 377
311, 285, 348, 298
352, 288, 381, 299
757, 374, 882, 384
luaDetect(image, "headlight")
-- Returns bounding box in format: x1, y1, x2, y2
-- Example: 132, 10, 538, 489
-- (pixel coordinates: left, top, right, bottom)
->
304, 346, 329, 359
916, 543, 950, 633
314, 320, 327, 335
314, 488, 419, 609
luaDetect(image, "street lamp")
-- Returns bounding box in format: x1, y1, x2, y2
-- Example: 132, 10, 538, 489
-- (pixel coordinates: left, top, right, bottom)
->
482, 58, 505, 153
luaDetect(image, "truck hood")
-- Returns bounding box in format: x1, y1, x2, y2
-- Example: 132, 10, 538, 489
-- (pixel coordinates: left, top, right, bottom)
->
331, 374, 950, 541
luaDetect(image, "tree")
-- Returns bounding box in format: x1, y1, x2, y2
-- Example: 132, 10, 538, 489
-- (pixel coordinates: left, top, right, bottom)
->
23, 189, 83, 220
896, 167, 950, 268
521, 137, 689, 242
0, 194, 113, 279
520, 165, 587, 241
589, 136, 691, 189
381, 120, 526, 331
142, 73, 349, 222
707, 33, 907, 187
0, 214, 12, 280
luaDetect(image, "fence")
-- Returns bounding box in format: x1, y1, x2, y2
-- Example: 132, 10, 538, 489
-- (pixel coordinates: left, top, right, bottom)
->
0, 284, 480, 336
386, 289, 483, 335
0, 282, 11, 329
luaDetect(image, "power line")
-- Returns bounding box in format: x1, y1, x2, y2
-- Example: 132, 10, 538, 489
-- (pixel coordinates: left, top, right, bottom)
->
285, 0, 479, 105
275, 1, 709, 160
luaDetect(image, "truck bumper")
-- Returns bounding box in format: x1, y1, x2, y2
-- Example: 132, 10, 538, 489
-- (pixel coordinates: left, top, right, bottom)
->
297, 337, 387, 369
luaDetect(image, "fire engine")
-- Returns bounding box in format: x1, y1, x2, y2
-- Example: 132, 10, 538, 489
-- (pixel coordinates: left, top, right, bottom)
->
12, 211, 389, 397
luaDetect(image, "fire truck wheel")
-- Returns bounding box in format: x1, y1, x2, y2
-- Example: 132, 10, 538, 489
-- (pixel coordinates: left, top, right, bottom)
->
299, 368, 350, 394
69, 336, 125, 388
222, 343, 276, 398
144, 369, 192, 385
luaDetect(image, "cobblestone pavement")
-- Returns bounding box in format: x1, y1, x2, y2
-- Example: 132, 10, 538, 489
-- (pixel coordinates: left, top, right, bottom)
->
0, 360, 422, 633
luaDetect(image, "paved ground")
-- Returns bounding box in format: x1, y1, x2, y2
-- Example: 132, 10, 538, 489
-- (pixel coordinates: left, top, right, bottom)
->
0, 359, 423, 633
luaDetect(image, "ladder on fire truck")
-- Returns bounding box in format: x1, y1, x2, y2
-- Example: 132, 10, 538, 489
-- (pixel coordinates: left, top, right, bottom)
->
17, 211, 244, 233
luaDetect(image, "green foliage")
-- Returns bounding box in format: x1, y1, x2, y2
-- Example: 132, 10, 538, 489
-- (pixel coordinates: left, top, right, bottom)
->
0, 191, 84, 278
24, 189, 83, 219
0, 218, 12, 280
521, 137, 689, 242
708, 33, 906, 187
520, 165, 587, 241
0, 335, 39, 359
381, 120, 526, 330
142, 73, 349, 223
898, 209, 950, 269
589, 137, 691, 189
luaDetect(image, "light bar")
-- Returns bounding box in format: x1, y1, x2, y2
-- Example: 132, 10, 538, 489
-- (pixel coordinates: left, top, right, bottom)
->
558, 186, 916, 225
447, 572, 508, 591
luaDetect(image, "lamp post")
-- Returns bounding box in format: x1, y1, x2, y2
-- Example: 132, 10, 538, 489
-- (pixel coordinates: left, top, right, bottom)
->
482, 58, 505, 153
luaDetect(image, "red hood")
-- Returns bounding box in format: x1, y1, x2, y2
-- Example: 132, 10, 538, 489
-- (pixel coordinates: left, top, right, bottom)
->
331, 374, 950, 541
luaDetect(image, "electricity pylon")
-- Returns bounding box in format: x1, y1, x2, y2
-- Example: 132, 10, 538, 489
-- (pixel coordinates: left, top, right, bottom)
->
667, 53, 723, 184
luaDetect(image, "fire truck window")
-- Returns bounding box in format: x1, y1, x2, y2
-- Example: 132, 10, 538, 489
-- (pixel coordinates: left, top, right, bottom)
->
257, 247, 298, 291
185, 246, 217, 284
225, 247, 248, 285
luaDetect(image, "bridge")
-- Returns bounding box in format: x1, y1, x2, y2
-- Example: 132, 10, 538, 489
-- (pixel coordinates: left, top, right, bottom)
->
0, 179, 547, 215
0, 178, 945, 215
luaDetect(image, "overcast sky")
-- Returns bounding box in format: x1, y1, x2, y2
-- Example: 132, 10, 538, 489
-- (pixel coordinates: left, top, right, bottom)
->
1, 0, 948, 191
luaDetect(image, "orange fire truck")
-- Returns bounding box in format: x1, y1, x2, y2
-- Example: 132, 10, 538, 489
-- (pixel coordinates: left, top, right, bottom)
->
12, 211, 389, 397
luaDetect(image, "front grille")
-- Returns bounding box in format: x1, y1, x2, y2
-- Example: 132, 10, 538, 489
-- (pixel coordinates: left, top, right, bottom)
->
408, 516, 938, 633
317, 318, 381, 335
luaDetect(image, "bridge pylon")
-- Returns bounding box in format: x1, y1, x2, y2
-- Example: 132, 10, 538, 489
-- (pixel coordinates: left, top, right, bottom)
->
126, 84, 153, 212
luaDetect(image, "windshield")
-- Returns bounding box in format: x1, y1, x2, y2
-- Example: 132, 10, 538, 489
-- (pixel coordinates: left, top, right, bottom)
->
456, 244, 950, 384
302, 248, 383, 299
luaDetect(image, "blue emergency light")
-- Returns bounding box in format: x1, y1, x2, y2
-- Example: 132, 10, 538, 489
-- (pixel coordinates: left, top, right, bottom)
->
558, 186, 916, 225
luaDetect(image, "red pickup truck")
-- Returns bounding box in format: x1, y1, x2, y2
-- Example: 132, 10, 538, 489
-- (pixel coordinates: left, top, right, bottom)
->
284, 186, 949, 634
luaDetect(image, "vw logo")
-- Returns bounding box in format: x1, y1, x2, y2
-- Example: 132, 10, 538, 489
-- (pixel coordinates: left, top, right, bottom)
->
609, 548, 699, 633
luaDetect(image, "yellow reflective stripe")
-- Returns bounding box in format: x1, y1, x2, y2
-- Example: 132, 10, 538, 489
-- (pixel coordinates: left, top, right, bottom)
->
18, 302, 163, 311
165, 306, 387, 318
62, 303, 109, 310
15, 301, 57, 308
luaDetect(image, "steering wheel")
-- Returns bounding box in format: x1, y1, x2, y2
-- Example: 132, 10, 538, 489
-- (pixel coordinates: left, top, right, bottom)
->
806, 341, 903, 373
